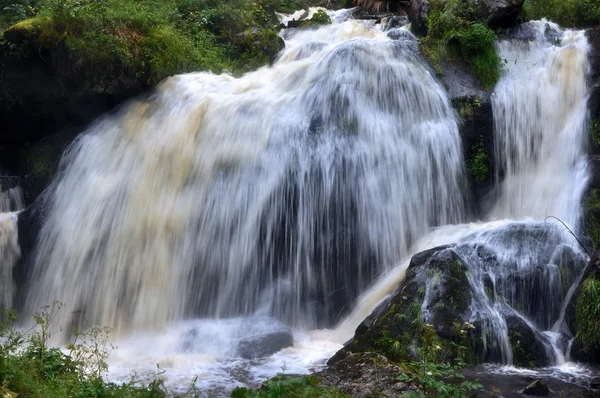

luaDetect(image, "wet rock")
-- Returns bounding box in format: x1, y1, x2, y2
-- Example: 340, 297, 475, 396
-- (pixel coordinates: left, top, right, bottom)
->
317, 352, 418, 397
329, 226, 582, 368
590, 377, 600, 389
473, 0, 525, 28
236, 330, 293, 359
409, 0, 430, 36
383, 15, 409, 30
523, 379, 550, 396
505, 315, 552, 368
453, 94, 494, 218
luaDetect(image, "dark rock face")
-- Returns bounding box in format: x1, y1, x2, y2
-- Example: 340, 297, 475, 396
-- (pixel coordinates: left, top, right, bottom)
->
236, 330, 294, 359
317, 353, 417, 397
523, 379, 550, 397
452, 95, 495, 218
474, 0, 525, 28
588, 26, 600, 179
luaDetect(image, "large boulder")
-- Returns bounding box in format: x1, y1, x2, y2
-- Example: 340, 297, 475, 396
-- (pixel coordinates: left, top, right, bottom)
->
329, 224, 586, 368
409, 0, 430, 37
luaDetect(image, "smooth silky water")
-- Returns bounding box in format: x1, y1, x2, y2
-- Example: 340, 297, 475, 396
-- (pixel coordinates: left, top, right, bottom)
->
5, 10, 595, 396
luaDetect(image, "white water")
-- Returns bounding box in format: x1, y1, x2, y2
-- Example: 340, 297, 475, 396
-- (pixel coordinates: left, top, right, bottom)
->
9, 11, 593, 397
490, 20, 590, 228
0, 181, 23, 311
24, 15, 465, 337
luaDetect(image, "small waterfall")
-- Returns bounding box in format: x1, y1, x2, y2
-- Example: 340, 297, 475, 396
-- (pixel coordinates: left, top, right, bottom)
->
490, 20, 590, 228
0, 177, 24, 311
23, 19, 467, 336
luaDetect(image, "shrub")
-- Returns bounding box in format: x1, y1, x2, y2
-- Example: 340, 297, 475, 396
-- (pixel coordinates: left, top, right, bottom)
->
421, 0, 502, 89
522, 0, 600, 27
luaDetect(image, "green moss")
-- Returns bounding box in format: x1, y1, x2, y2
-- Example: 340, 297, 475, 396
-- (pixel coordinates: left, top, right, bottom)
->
3, 0, 284, 88
591, 119, 600, 148
3, 16, 63, 47
509, 330, 536, 368
420, 0, 501, 89
521, 0, 600, 27
585, 189, 600, 249
467, 139, 489, 183
574, 278, 600, 353
231, 375, 349, 397
299, 9, 332, 28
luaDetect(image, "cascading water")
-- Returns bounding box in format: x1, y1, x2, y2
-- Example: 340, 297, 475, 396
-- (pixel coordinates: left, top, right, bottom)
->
490, 20, 590, 228
23, 13, 465, 338
0, 177, 24, 311
8, 7, 595, 395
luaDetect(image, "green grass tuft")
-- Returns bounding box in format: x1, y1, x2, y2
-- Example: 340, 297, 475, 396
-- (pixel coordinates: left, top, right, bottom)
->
521, 0, 600, 27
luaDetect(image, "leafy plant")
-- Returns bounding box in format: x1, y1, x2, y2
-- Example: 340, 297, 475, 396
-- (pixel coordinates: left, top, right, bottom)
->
420, 0, 501, 89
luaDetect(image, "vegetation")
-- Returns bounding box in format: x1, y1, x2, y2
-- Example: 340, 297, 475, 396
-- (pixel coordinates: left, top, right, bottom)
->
575, 278, 600, 356
398, 324, 483, 397
468, 140, 490, 184
1, 0, 286, 88
231, 375, 349, 397
521, 0, 600, 27
0, 305, 169, 398
299, 9, 332, 28
585, 189, 600, 249
420, 0, 502, 89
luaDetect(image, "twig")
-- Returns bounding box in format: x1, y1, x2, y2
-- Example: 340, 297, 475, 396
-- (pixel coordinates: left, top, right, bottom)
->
544, 216, 591, 257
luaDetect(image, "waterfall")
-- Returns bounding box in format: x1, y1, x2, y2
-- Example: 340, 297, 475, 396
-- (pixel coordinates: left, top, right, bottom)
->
0, 177, 23, 310
23, 19, 466, 336
490, 20, 590, 227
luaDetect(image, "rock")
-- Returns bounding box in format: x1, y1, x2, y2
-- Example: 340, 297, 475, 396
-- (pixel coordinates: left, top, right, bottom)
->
523, 379, 550, 396
329, 226, 582, 368
505, 315, 553, 368
473, 0, 525, 28
317, 353, 418, 397
452, 94, 494, 217
3, 17, 61, 47
587, 27, 600, 158
590, 377, 600, 389
383, 15, 409, 30
236, 330, 294, 359
409, 0, 430, 36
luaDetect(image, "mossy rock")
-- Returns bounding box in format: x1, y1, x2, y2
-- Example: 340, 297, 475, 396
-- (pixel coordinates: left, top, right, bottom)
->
329, 246, 481, 366
572, 264, 600, 365
584, 189, 600, 250
3, 17, 63, 48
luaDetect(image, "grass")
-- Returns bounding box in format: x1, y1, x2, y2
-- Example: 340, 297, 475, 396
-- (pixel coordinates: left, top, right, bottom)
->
575, 278, 600, 353
231, 375, 349, 397
420, 0, 501, 89
521, 0, 600, 27
468, 140, 490, 184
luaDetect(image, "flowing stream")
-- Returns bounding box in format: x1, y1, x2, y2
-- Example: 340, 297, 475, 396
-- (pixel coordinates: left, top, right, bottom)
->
4, 9, 594, 396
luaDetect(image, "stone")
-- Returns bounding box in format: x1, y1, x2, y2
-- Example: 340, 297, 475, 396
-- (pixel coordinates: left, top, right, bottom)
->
236, 330, 294, 359
590, 377, 600, 389
474, 0, 525, 28
408, 0, 430, 37
384, 15, 409, 30
317, 353, 418, 397
523, 379, 550, 396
